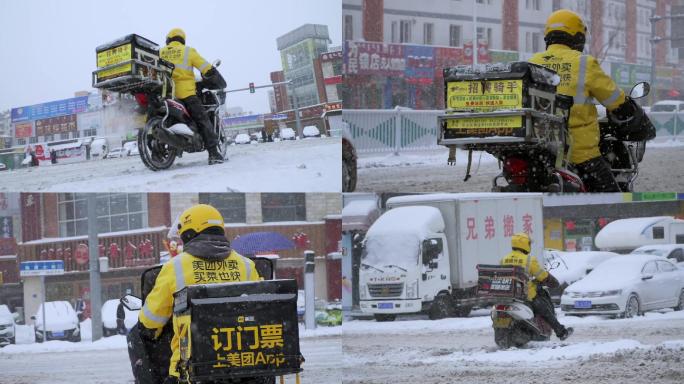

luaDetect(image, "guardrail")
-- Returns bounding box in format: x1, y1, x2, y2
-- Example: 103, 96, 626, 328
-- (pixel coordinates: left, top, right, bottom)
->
343, 109, 684, 154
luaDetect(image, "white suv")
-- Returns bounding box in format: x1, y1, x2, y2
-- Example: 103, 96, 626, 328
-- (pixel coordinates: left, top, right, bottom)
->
0, 304, 16, 347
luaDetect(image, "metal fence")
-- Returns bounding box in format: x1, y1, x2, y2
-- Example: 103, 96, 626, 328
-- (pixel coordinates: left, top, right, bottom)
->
343, 109, 684, 154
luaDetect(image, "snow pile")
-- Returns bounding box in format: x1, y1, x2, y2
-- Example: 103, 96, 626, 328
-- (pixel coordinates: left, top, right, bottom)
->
299, 324, 342, 338
358, 147, 497, 169
0, 333, 127, 354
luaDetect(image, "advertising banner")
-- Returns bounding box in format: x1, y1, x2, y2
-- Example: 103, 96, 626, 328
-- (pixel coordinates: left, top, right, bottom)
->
11, 96, 88, 123
281, 40, 315, 72
434, 47, 465, 78
404, 45, 435, 85
35, 114, 78, 136
344, 41, 406, 76
14, 122, 33, 138
0, 216, 13, 238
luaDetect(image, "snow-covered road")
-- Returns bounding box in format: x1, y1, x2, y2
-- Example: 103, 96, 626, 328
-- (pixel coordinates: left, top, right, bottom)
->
0, 138, 341, 192
343, 309, 684, 384
0, 329, 341, 383
356, 142, 684, 192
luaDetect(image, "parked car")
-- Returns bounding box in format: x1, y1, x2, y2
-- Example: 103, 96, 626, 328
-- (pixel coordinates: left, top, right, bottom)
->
302, 125, 321, 138
0, 163, 7, 171
32, 301, 81, 342
101, 299, 139, 336
89, 137, 108, 158
650, 100, 684, 112
561, 255, 684, 318
0, 304, 16, 347
631, 244, 684, 264
544, 249, 619, 303
106, 148, 124, 159
123, 141, 138, 156
234, 133, 251, 145
280, 127, 296, 141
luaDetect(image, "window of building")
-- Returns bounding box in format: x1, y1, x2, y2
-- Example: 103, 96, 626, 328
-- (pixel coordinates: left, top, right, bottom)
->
60, 133, 70, 140
449, 25, 462, 47
72, 131, 80, 139
29, 136, 37, 144
261, 193, 306, 222
83, 128, 97, 137
17, 138, 26, 145
400, 20, 412, 43
344, 15, 354, 41
391, 21, 398, 43
199, 193, 246, 223
476, 27, 492, 44
45, 134, 55, 142
58, 193, 148, 237
526, 0, 541, 10
423, 23, 434, 45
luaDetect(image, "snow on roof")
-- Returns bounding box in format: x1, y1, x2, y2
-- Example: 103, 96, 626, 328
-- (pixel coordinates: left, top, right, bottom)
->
367, 206, 444, 239
633, 244, 683, 253
21, 226, 169, 246
342, 200, 378, 218
387, 193, 542, 207
595, 217, 680, 250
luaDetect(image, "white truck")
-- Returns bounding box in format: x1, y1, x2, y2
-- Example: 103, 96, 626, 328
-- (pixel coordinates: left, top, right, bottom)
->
595, 216, 684, 253
359, 193, 544, 321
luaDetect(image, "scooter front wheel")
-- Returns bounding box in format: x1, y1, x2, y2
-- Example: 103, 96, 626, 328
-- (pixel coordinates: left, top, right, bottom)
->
138, 117, 178, 171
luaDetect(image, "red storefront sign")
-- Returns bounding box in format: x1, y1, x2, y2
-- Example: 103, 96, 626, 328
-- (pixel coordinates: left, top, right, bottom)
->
345, 41, 405, 76
20, 193, 41, 242
434, 47, 465, 78
15, 122, 33, 138
35, 114, 77, 136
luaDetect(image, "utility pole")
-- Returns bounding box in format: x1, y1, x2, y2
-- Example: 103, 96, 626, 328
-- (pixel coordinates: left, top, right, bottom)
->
88, 194, 103, 341
473, 0, 479, 67
287, 82, 303, 139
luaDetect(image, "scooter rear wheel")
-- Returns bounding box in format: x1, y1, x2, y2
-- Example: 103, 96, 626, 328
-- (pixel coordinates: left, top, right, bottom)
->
138, 117, 178, 171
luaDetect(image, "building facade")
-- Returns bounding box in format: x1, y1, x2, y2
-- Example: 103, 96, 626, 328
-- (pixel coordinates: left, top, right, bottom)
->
0, 193, 341, 324
343, 0, 683, 109
277, 24, 333, 109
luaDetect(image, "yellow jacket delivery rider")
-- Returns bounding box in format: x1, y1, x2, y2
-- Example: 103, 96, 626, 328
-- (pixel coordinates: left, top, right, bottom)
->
160, 28, 224, 165
529, 10, 637, 192
500, 233, 572, 340
138, 204, 260, 382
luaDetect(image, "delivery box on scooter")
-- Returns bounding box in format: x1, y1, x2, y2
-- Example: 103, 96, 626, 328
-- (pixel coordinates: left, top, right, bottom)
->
439, 62, 572, 146
173, 279, 303, 381
476, 264, 529, 301
92, 34, 173, 93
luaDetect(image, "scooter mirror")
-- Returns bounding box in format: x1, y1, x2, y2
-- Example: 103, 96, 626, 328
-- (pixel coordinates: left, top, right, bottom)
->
630, 82, 650, 99
213, 59, 221, 67
121, 295, 143, 311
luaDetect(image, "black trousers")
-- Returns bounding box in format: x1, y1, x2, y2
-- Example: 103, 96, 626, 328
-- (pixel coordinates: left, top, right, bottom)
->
530, 290, 564, 336
575, 156, 621, 192
181, 95, 217, 149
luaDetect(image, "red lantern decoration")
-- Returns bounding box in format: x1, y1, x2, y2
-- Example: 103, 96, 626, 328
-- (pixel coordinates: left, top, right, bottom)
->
565, 220, 576, 231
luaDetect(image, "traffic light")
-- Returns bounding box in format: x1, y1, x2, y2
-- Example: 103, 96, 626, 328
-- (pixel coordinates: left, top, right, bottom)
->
249, 82, 255, 94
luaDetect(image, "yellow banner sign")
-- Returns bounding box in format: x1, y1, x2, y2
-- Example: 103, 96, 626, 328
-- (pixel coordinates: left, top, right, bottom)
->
446, 115, 523, 131
97, 44, 132, 68
447, 79, 523, 111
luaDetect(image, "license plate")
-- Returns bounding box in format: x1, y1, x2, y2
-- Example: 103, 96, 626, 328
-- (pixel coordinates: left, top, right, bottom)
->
52, 331, 64, 337
493, 317, 512, 328
574, 300, 592, 309
378, 302, 394, 309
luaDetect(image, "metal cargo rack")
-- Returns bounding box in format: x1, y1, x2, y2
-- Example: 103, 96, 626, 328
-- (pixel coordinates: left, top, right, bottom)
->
438, 108, 567, 149
92, 59, 173, 94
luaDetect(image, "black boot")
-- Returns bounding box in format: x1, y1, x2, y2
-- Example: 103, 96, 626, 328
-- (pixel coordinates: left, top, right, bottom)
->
557, 326, 573, 341
208, 146, 224, 165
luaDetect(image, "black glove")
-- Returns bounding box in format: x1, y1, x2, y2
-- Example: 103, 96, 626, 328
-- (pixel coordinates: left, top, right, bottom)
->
162, 376, 180, 384
136, 322, 157, 342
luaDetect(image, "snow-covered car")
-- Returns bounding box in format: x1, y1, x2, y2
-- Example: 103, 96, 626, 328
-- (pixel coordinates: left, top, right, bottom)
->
0, 304, 16, 347
631, 244, 684, 264
561, 255, 684, 318
234, 133, 251, 145
89, 137, 108, 158
0, 163, 7, 171
101, 299, 139, 337
302, 125, 321, 138
129, 145, 139, 156
650, 100, 684, 112
544, 249, 620, 302
32, 301, 81, 342
106, 148, 124, 159
280, 127, 296, 141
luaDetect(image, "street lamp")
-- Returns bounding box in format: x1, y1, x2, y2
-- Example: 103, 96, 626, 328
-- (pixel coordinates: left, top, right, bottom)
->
286, 81, 303, 138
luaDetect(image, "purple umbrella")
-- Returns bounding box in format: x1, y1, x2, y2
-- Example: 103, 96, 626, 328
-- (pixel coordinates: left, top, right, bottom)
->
231, 232, 295, 255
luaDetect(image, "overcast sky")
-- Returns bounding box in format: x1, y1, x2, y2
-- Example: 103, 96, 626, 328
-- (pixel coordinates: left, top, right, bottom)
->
0, 0, 341, 114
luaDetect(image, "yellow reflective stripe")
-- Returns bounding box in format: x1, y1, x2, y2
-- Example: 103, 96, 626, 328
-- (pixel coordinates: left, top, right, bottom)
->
239, 255, 252, 280
525, 254, 532, 275
199, 62, 210, 72
182, 46, 190, 68
600, 88, 622, 108
574, 55, 588, 105
142, 302, 170, 326
173, 256, 185, 291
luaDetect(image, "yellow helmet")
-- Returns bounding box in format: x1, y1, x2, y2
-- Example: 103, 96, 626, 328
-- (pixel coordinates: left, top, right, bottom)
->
166, 28, 186, 43
177, 204, 224, 238
544, 9, 587, 37
511, 232, 531, 254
